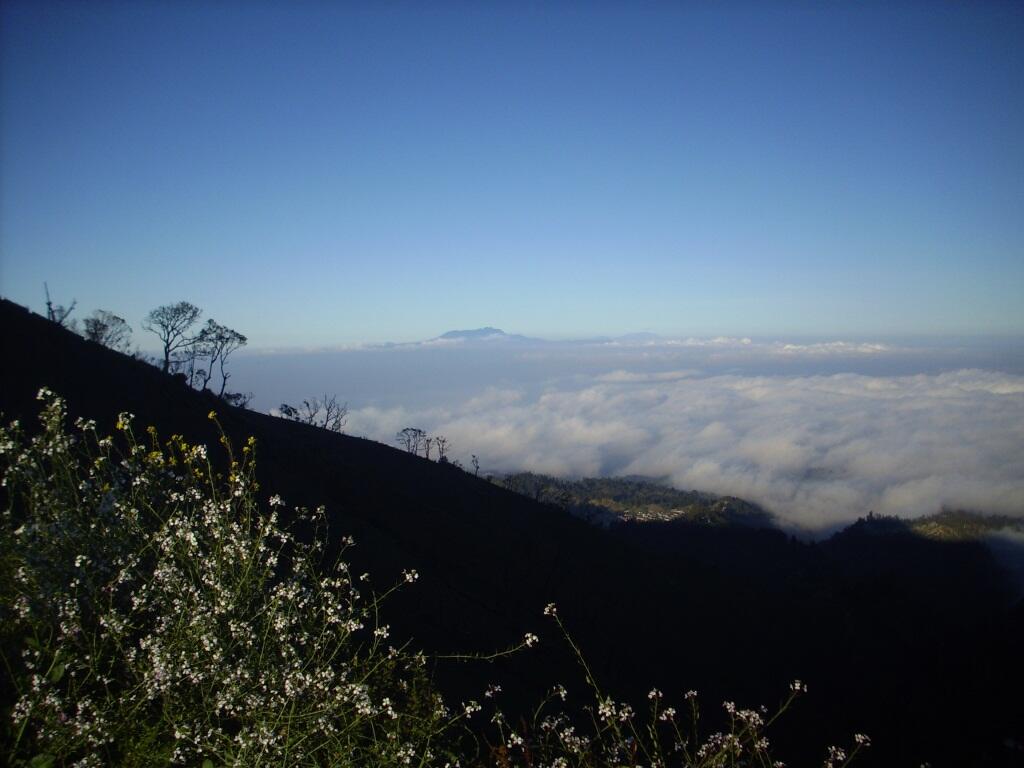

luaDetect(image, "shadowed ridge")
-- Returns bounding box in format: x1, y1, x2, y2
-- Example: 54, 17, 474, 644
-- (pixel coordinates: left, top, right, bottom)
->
0, 298, 663, 648
0, 296, 709, 697
2, 297, 1023, 766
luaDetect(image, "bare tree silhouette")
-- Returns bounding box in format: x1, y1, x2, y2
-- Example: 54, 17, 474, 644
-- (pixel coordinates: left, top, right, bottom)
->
396, 427, 426, 455
433, 436, 450, 462
83, 310, 132, 353
44, 283, 77, 329
279, 394, 348, 432
143, 302, 201, 373
195, 319, 247, 396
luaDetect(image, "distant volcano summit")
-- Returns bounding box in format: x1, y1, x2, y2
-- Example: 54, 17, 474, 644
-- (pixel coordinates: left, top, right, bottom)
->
433, 327, 540, 344
437, 327, 508, 340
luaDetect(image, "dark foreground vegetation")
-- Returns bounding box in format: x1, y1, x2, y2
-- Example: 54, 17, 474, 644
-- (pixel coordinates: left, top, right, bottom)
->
1, 298, 1023, 766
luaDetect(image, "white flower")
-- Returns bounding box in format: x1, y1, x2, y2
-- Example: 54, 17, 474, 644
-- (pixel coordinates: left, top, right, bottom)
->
543, 602, 558, 616
523, 632, 539, 648
825, 745, 848, 765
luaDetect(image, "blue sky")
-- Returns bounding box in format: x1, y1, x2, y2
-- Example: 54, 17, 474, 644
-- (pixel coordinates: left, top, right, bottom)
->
2, 1, 1022, 347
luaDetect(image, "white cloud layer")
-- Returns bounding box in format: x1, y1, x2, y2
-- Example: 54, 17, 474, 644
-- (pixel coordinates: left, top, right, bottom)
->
345, 368, 1024, 531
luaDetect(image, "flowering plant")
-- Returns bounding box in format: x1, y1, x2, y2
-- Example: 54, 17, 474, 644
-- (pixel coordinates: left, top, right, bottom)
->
1, 391, 456, 766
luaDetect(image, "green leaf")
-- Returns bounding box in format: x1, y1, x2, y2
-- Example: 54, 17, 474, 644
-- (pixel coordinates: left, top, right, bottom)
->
30, 755, 55, 768
48, 663, 65, 683
202, 760, 215, 768
25, 637, 41, 651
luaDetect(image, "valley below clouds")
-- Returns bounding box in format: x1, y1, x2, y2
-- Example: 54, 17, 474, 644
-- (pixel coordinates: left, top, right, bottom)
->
237, 336, 1024, 532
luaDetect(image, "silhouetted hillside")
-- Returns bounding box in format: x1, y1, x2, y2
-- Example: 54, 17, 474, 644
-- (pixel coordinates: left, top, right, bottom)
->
2, 298, 1022, 767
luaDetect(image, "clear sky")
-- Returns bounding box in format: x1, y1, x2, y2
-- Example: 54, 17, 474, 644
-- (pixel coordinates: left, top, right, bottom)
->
2, 1, 1022, 347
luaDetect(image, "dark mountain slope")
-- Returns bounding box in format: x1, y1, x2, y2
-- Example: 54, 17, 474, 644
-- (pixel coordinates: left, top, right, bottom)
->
0, 301, 669, 648
2, 298, 1022, 766
0, 299, 725, 697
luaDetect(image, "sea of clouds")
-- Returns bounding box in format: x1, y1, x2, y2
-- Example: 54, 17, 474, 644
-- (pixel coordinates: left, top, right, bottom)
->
236, 335, 1024, 532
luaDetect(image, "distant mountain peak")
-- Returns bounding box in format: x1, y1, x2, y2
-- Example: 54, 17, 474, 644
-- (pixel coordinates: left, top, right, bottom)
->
438, 327, 507, 340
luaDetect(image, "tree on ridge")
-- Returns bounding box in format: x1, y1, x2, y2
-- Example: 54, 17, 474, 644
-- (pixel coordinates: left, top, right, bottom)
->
44, 283, 77, 329
279, 394, 347, 432
194, 319, 247, 397
143, 302, 201, 373
83, 310, 132, 353
434, 436, 450, 462
396, 427, 426, 455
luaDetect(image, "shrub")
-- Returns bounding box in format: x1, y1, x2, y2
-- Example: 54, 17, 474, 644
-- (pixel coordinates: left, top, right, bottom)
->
1, 391, 458, 766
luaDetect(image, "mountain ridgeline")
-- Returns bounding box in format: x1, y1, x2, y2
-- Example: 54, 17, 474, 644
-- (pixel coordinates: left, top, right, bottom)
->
1, 298, 1022, 766
497, 472, 775, 528
499, 472, 1024, 579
